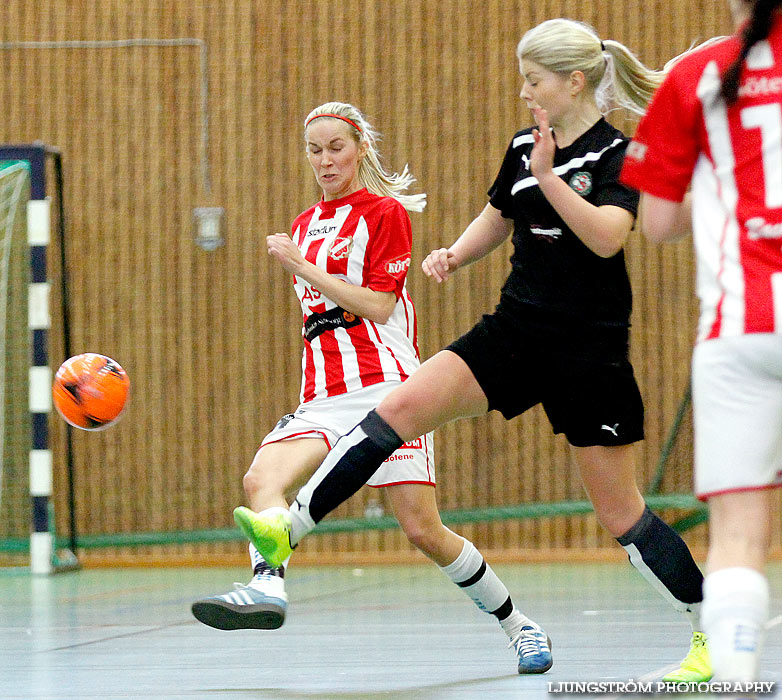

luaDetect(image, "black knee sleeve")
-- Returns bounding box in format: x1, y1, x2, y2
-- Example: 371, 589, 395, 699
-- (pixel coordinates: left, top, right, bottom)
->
309, 410, 402, 523
617, 506, 704, 605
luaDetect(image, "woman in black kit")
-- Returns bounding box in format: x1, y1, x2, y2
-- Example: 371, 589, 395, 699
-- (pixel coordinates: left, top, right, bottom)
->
243, 18, 711, 680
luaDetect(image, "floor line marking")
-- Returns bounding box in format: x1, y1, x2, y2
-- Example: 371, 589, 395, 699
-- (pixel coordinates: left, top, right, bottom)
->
41, 619, 193, 652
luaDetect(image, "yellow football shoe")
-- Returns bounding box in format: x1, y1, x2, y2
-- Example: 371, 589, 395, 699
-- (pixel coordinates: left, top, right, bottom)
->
663, 631, 712, 682
233, 506, 293, 568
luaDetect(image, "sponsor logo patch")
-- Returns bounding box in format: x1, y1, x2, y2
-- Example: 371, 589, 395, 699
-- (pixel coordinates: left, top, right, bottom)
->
530, 225, 562, 242
307, 223, 338, 238
303, 306, 362, 342
385, 254, 411, 279
381, 438, 423, 462
383, 453, 415, 462
568, 171, 593, 196
739, 76, 782, 98
746, 217, 782, 240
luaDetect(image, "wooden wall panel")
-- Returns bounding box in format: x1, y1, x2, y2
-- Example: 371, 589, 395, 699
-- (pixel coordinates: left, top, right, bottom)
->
2, 0, 775, 564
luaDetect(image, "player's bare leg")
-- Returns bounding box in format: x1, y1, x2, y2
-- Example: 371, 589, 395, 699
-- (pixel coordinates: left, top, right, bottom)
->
375, 350, 489, 442
575, 444, 645, 537
243, 438, 329, 511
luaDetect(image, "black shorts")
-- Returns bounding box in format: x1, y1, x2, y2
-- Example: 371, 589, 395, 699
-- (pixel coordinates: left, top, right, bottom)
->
446, 305, 644, 447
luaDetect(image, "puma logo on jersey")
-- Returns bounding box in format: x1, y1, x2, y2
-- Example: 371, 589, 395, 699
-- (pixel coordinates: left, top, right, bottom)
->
328, 236, 354, 259
601, 423, 619, 437
385, 255, 411, 278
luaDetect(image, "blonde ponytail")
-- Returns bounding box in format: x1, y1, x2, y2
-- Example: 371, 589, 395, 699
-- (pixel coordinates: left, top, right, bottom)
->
517, 19, 665, 116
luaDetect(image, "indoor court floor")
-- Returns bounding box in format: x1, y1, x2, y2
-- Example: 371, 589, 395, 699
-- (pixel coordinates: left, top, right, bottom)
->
2, 561, 780, 700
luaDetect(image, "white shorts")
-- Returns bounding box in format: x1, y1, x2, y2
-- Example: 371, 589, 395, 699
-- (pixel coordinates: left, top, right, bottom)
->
692, 334, 782, 499
261, 381, 435, 487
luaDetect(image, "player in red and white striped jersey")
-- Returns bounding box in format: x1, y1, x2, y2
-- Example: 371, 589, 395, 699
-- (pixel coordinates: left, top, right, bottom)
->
621, 0, 782, 682
289, 188, 420, 402
194, 103, 546, 674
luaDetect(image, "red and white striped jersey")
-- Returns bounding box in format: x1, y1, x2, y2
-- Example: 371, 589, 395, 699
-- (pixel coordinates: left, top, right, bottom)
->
290, 188, 420, 403
621, 17, 782, 341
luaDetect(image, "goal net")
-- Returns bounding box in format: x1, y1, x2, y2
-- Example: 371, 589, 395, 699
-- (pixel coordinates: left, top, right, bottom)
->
0, 160, 32, 565
0, 147, 78, 574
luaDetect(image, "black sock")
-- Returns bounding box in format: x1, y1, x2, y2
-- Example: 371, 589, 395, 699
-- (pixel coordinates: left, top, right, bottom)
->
253, 563, 284, 578
617, 506, 703, 607
301, 410, 403, 524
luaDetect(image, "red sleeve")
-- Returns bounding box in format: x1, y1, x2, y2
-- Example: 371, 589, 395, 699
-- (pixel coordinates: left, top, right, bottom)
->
620, 61, 702, 202
364, 200, 413, 298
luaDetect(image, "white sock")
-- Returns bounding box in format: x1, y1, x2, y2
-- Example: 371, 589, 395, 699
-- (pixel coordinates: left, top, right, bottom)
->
249, 543, 265, 572
685, 602, 703, 634
500, 609, 532, 640
249, 543, 288, 575
289, 499, 316, 546
439, 538, 530, 638
702, 567, 769, 682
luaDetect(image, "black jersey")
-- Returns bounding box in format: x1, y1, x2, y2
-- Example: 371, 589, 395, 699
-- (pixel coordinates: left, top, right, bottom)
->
488, 118, 639, 328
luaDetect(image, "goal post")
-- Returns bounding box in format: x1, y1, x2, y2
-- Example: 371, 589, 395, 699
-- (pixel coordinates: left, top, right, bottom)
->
0, 143, 78, 574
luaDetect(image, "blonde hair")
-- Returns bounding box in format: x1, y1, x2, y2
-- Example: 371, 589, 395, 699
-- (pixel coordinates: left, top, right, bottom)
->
304, 102, 426, 213
516, 19, 665, 116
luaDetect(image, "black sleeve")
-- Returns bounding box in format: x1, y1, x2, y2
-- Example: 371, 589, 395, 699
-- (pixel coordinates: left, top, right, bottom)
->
590, 142, 640, 217
487, 136, 521, 218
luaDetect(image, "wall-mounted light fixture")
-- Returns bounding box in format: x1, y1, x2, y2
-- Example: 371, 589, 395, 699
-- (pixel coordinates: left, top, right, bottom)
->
193, 206, 224, 251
